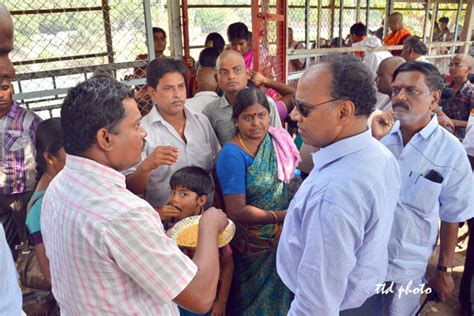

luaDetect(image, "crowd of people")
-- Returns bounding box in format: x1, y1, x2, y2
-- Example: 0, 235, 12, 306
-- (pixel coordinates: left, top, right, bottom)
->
2, 3, 474, 315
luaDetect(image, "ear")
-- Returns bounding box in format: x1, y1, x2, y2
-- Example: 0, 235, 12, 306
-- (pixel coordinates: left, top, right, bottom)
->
197, 195, 208, 209
337, 100, 356, 125
430, 90, 442, 110
42, 151, 53, 164
95, 127, 114, 152
245, 68, 251, 80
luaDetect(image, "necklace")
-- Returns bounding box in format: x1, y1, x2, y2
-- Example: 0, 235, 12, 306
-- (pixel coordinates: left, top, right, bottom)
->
238, 134, 254, 157
44, 173, 54, 180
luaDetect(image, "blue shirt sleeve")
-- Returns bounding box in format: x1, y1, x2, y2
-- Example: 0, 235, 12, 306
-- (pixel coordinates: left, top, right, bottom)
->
26, 194, 43, 235
216, 144, 253, 195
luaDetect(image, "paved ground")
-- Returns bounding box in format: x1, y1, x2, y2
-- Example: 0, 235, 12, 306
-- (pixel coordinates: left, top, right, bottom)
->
421, 225, 469, 316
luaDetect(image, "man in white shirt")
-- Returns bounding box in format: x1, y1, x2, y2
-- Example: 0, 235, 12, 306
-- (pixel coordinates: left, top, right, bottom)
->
277, 55, 401, 315
126, 58, 220, 209
0, 5, 23, 315
372, 61, 474, 315
186, 67, 219, 113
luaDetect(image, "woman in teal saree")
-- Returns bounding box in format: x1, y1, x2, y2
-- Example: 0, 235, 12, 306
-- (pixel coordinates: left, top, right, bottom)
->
216, 88, 300, 315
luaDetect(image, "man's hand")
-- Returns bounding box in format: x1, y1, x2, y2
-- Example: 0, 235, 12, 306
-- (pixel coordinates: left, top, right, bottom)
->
371, 111, 395, 140
428, 271, 455, 301
211, 300, 227, 316
199, 207, 229, 235
141, 146, 178, 172
156, 204, 182, 221
251, 71, 268, 88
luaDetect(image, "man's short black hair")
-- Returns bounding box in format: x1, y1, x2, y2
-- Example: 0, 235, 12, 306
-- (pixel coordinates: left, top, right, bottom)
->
199, 47, 219, 68
392, 61, 443, 92
169, 166, 214, 197
61, 76, 133, 156
322, 55, 376, 116
146, 58, 186, 89
438, 17, 449, 24
350, 22, 367, 37
404, 36, 428, 55
152, 27, 166, 38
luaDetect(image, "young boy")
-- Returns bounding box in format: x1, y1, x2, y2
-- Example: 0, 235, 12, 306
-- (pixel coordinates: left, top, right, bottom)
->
162, 166, 233, 316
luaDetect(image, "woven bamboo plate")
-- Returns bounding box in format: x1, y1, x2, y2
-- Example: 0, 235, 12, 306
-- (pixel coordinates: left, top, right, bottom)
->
169, 215, 235, 248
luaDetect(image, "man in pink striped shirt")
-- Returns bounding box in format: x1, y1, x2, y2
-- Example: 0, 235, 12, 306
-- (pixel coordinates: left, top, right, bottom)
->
41, 76, 228, 315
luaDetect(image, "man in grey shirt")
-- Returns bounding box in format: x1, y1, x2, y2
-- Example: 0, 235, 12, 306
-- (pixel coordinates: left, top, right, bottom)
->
203, 50, 281, 146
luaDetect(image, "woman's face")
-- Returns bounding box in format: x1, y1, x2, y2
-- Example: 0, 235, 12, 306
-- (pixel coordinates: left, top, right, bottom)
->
48, 147, 66, 177
236, 102, 270, 140
230, 38, 251, 55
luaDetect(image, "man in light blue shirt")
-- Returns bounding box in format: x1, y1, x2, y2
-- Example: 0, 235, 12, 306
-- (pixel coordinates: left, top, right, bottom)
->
372, 61, 474, 315
277, 55, 401, 315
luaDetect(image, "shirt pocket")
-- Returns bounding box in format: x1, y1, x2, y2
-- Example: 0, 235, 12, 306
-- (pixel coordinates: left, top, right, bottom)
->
188, 141, 213, 171
399, 172, 442, 246
4, 130, 27, 152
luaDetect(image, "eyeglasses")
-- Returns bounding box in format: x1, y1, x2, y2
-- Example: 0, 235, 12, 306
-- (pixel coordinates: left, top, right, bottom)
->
292, 98, 341, 117
448, 63, 469, 68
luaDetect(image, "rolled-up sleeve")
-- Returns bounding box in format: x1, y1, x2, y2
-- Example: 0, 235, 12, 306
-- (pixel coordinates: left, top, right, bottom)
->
289, 199, 361, 316
104, 205, 197, 303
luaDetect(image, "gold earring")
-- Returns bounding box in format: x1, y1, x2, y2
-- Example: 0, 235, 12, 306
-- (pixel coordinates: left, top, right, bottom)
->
48, 160, 53, 164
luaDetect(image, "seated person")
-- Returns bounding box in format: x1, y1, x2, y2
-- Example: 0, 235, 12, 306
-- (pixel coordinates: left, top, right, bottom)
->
400, 36, 428, 62
163, 166, 233, 316
439, 54, 474, 138
227, 22, 278, 98
204, 32, 225, 54
383, 12, 412, 56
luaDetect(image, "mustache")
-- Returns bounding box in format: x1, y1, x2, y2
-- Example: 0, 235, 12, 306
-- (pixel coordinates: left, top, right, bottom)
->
392, 102, 409, 110
170, 98, 185, 104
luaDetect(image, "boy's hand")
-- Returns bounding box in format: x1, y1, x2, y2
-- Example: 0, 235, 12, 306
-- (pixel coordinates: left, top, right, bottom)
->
211, 300, 226, 316
156, 204, 181, 221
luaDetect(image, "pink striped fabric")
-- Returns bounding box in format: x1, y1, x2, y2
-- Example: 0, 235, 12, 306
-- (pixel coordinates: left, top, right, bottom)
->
41, 155, 197, 315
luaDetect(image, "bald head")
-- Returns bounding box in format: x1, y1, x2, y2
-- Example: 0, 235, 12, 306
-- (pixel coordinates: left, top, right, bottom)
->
453, 53, 473, 67
449, 54, 473, 81
196, 66, 217, 93
388, 12, 404, 32
215, 49, 249, 97
216, 49, 245, 69
0, 4, 15, 79
376, 56, 405, 95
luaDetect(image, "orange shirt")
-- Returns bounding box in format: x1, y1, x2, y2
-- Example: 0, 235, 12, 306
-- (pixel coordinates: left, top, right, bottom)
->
383, 27, 412, 46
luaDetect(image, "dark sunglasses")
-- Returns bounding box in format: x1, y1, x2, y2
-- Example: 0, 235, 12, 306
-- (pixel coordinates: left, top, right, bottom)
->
292, 98, 341, 117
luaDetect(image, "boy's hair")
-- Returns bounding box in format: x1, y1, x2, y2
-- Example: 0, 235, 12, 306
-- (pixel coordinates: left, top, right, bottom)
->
170, 166, 214, 197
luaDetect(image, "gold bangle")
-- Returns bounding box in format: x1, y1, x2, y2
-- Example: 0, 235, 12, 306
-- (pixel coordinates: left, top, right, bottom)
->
270, 211, 278, 224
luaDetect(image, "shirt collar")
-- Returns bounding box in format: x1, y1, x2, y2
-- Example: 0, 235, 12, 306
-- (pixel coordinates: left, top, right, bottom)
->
7, 101, 19, 119
219, 95, 232, 109
389, 114, 438, 140
65, 154, 126, 188
459, 80, 473, 95
312, 129, 372, 170
193, 91, 218, 98
147, 105, 198, 124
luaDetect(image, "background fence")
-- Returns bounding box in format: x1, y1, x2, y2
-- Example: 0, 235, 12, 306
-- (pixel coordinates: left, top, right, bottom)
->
4, 0, 473, 118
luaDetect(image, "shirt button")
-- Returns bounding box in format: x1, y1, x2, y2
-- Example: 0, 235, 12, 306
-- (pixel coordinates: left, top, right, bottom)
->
399, 156, 404, 161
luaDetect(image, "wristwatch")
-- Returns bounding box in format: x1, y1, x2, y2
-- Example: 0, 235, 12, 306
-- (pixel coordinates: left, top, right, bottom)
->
437, 264, 449, 272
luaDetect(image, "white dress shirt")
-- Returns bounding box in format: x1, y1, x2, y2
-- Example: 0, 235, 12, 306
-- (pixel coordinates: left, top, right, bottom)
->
0, 224, 22, 316
382, 115, 474, 282
185, 91, 219, 114
277, 129, 401, 315
137, 106, 220, 207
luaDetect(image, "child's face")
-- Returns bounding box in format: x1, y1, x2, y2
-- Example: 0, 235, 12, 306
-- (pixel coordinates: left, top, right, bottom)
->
169, 186, 207, 220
